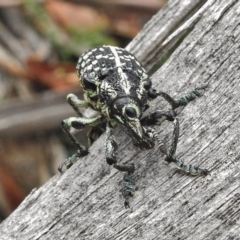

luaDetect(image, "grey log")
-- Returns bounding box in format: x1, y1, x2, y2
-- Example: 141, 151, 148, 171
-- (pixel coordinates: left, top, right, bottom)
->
1, 0, 240, 239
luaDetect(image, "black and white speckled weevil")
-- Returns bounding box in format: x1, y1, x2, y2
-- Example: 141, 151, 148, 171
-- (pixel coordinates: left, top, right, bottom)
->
58, 45, 208, 208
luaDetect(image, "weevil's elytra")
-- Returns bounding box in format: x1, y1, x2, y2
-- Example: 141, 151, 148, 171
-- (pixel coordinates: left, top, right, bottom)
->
59, 45, 208, 208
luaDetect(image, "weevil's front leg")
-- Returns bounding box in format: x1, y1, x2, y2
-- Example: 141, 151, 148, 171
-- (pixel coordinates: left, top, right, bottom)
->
165, 117, 208, 176
142, 111, 208, 176
58, 115, 104, 172
141, 110, 175, 126
148, 85, 207, 109
140, 110, 176, 155
66, 93, 88, 117
158, 85, 207, 109
105, 122, 135, 208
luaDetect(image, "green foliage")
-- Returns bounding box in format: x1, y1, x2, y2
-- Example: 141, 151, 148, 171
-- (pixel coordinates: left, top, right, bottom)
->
68, 27, 116, 49
60, 27, 117, 60
22, 0, 117, 61
22, 0, 58, 43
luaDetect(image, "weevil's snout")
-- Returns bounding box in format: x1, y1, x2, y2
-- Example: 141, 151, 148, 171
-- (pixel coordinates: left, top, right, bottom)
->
131, 125, 155, 150
111, 97, 155, 150
126, 118, 143, 139
124, 118, 155, 150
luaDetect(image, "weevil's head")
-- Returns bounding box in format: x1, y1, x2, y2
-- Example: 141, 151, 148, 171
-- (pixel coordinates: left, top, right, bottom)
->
111, 97, 155, 150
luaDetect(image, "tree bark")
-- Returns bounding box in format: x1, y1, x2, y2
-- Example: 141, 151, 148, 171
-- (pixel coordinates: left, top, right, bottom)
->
1, 0, 240, 239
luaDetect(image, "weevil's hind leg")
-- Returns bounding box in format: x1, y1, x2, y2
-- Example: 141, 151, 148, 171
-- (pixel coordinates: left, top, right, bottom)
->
158, 85, 208, 109
58, 115, 104, 173
164, 117, 208, 176
105, 122, 135, 208
66, 93, 88, 117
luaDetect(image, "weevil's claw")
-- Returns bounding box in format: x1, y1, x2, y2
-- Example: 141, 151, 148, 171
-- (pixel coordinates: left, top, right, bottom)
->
58, 158, 73, 173
188, 166, 209, 176
199, 168, 209, 176
58, 151, 81, 173
58, 163, 64, 173
196, 84, 209, 91
124, 198, 130, 208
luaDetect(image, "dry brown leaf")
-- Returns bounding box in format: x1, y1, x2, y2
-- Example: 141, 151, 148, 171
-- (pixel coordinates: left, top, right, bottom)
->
44, 0, 109, 29
26, 58, 79, 91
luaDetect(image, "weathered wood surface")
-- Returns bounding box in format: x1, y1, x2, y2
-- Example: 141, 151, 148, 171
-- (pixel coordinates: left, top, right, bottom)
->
1, 0, 240, 239
127, 0, 209, 71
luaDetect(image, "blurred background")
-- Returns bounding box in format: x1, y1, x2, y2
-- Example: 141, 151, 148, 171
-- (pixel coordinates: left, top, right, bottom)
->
0, 0, 167, 221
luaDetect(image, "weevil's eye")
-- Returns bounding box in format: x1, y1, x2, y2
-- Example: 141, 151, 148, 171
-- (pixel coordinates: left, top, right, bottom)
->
82, 75, 97, 91
125, 107, 137, 118
143, 80, 152, 90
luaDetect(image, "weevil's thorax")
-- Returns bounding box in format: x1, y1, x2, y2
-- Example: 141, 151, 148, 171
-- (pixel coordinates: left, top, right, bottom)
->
76, 45, 152, 119
99, 69, 147, 120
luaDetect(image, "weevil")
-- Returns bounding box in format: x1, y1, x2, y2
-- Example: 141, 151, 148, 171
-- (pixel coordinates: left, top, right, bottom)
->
58, 45, 208, 208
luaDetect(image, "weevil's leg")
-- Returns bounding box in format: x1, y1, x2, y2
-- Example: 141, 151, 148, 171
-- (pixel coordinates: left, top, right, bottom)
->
153, 85, 207, 109
58, 115, 104, 172
141, 110, 175, 126
161, 117, 207, 175
105, 122, 135, 172
87, 122, 106, 146
58, 151, 83, 173
175, 85, 208, 107
142, 112, 208, 176
105, 122, 135, 208
67, 93, 106, 146
141, 110, 176, 155
122, 172, 135, 208
66, 93, 88, 117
